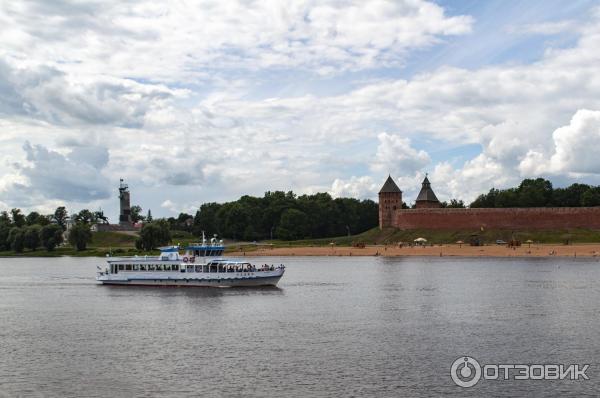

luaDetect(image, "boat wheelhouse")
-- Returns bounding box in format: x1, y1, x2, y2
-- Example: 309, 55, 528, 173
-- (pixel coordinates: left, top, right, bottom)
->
96, 236, 284, 287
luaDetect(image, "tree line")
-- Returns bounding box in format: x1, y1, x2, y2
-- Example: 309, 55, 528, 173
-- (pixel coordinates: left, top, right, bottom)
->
0, 207, 96, 252
189, 191, 378, 241
0, 191, 378, 251
470, 178, 600, 208
7, 177, 595, 251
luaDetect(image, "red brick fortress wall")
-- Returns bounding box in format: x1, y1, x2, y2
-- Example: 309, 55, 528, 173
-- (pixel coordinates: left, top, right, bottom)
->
392, 207, 600, 230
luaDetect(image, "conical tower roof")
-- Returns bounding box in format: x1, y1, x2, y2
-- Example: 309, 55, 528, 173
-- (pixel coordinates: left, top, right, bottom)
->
416, 175, 439, 202
379, 175, 402, 194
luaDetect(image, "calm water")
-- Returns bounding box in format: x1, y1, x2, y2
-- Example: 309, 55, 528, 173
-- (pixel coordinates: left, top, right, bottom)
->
1, 256, 600, 397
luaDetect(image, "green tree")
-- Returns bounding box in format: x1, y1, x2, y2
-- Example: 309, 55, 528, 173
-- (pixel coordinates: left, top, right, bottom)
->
176, 213, 193, 232
130, 205, 144, 223
11, 209, 26, 227
23, 225, 42, 251
441, 199, 466, 208
53, 207, 68, 230
8, 227, 25, 252
220, 203, 249, 240
276, 208, 308, 240
136, 220, 171, 251
189, 190, 379, 241
25, 211, 41, 226
193, 203, 221, 237
518, 178, 553, 207
470, 188, 499, 208
0, 223, 11, 250
38, 215, 50, 226
0, 211, 10, 225
23, 212, 50, 226
40, 224, 64, 251
581, 189, 600, 206
68, 223, 92, 251
74, 209, 95, 224
552, 184, 589, 207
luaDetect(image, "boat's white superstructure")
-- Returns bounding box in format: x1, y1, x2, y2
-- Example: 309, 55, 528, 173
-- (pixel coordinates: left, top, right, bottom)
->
96, 237, 284, 287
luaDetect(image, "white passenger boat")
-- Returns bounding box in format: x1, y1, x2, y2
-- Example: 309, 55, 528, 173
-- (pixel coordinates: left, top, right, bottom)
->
96, 237, 284, 287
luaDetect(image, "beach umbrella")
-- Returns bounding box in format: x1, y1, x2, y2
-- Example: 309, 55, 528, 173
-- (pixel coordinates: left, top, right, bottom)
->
456, 240, 464, 248
525, 239, 533, 248
414, 238, 427, 245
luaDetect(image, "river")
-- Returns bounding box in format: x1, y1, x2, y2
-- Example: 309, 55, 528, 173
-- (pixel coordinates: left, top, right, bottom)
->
1, 256, 600, 397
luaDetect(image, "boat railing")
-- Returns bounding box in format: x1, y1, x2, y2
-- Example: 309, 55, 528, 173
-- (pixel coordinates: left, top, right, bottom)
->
106, 255, 162, 260
187, 242, 225, 248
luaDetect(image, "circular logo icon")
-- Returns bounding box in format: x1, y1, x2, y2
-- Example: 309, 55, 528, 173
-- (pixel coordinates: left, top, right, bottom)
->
450, 356, 482, 388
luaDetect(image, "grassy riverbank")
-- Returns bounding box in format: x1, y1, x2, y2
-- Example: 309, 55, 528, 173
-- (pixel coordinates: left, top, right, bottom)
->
241, 227, 600, 247
2, 228, 600, 257
0, 231, 140, 257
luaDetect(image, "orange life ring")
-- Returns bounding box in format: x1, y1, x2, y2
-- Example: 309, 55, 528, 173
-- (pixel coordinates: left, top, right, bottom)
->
183, 257, 189, 263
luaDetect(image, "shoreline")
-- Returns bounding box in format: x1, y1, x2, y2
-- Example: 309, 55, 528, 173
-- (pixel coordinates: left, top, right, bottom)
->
2, 243, 600, 258
228, 243, 600, 258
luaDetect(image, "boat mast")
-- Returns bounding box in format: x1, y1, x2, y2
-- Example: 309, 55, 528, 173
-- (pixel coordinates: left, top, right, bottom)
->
202, 230, 206, 263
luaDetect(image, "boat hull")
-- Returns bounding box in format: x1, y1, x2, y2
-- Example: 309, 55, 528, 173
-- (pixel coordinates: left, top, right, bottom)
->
96, 270, 284, 288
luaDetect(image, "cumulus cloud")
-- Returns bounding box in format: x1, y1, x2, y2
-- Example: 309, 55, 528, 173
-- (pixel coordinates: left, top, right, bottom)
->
549, 109, 600, 173
0, 142, 111, 205
2, 1, 600, 216
0, 0, 472, 78
520, 109, 600, 176
371, 133, 430, 176
194, 13, 600, 197
0, 59, 187, 127
429, 155, 510, 203
161, 199, 196, 215
330, 176, 379, 199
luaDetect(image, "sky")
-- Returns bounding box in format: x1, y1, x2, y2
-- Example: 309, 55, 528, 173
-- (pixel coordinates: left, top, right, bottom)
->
2, 0, 600, 220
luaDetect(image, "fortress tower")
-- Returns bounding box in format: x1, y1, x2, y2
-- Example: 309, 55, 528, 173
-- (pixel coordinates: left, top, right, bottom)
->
415, 175, 441, 209
378, 175, 402, 229
118, 179, 132, 227
377, 173, 600, 231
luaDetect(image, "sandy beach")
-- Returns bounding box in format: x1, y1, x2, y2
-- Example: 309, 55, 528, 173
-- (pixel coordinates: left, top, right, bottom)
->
229, 243, 600, 258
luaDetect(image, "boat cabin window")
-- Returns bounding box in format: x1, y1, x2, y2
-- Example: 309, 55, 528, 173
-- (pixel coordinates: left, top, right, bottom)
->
125, 264, 132, 271
118, 264, 124, 271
